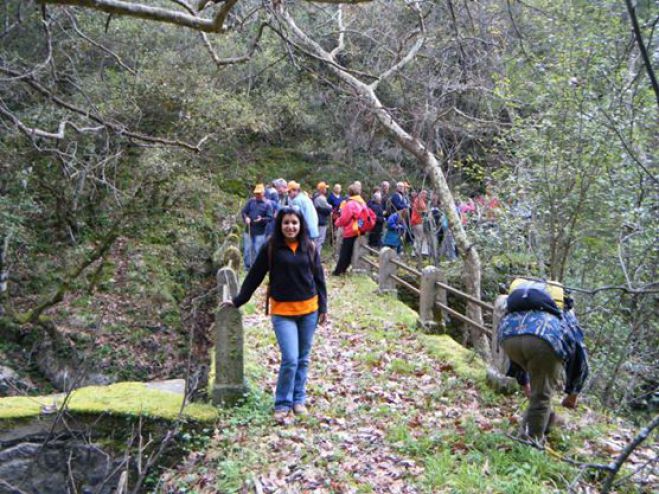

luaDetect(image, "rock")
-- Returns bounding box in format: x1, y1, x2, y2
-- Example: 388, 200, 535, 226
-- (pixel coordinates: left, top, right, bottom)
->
34, 338, 114, 391
0, 442, 122, 494
0, 365, 32, 396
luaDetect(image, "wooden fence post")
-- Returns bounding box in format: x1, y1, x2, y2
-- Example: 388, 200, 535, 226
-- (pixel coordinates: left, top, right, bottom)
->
212, 267, 248, 406
418, 266, 440, 332
378, 247, 397, 296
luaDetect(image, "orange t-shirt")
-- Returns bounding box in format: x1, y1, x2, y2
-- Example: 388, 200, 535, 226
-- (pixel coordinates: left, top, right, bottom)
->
269, 240, 319, 316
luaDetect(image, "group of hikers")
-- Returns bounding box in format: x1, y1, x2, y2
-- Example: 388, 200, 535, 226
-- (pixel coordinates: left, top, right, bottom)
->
240, 178, 509, 274
227, 177, 588, 445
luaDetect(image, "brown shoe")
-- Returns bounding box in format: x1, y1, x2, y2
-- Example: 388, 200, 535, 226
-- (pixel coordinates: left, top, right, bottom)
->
293, 404, 308, 416
544, 412, 564, 434
274, 410, 290, 424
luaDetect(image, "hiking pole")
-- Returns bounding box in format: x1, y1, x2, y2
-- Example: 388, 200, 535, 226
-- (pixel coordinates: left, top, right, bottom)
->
245, 217, 252, 268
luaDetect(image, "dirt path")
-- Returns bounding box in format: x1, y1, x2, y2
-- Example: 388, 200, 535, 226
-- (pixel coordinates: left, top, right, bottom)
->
161, 275, 657, 494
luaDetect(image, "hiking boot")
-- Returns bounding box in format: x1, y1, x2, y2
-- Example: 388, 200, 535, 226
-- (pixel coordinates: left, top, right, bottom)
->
293, 404, 308, 416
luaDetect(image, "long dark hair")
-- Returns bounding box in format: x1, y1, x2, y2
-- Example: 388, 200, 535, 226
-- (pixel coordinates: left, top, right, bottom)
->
268, 207, 314, 255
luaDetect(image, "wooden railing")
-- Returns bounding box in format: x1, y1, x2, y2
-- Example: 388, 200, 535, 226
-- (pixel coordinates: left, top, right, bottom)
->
353, 239, 514, 391
357, 241, 493, 336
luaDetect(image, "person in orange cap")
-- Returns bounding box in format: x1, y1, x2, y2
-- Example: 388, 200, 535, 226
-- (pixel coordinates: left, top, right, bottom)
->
313, 182, 332, 255
241, 183, 274, 269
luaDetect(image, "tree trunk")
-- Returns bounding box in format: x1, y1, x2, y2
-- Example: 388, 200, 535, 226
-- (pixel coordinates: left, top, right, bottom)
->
279, 9, 489, 358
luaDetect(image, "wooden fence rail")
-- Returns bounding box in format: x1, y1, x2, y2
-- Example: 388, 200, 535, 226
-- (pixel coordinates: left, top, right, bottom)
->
358, 243, 492, 335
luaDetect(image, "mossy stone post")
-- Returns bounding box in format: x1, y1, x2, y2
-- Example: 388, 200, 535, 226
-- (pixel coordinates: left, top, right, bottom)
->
378, 247, 397, 296
418, 266, 440, 332
213, 267, 248, 406
351, 235, 368, 273
486, 294, 516, 393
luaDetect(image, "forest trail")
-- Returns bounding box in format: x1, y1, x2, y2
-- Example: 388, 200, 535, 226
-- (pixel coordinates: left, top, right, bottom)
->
161, 274, 657, 493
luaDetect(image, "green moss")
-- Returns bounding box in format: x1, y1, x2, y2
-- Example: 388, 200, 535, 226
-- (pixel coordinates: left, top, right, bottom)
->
418, 334, 486, 385
0, 382, 218, 422
328, 275, 418, 330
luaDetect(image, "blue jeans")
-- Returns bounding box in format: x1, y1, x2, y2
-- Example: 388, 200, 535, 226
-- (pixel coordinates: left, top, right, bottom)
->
251, 234, 266, 266
271, 311, 319, 411
243, 233, 266, 269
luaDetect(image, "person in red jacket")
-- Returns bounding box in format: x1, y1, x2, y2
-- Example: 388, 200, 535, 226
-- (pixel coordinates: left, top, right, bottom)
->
411, 189, 428, 258
332, 182, 366, 275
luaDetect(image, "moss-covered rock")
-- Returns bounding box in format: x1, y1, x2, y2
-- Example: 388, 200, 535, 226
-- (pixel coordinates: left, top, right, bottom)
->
418, 334, 486, 385
0, 381, 218, 422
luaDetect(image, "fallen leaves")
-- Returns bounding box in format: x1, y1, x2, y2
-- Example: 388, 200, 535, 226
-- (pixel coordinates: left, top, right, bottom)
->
159, 276, 658, 493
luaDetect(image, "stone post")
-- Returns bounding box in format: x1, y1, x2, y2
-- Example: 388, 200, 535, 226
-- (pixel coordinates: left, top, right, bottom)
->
435, 268, 448, 326
333, 227, 343, 259
378, 247, 397, 296
351, 235, 368, 273
418, 266, 440, 332
485, 294, 517, 393
212, 267, 248, 406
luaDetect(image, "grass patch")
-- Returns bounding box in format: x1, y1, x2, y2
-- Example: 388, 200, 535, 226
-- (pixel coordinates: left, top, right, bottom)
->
415, 422, 579, 493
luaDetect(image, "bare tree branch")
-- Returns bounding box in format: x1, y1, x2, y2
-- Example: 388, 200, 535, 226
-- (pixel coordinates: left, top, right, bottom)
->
601, 415, 659, 493
0, 67, 211, 151
40, 0, 239, 33
0, 18, 53, 82
329, 5, 345, 59
369, 2, 425, 90
39, 0, 374, 32
624, 0, 659, 109
266, 18, 378, 80
0, 102, 104, 139
202, 22, 267, 66
65, 10, 136, 74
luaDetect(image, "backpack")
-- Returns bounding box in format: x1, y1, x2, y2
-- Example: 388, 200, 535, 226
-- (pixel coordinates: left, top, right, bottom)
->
355, 204, 377, 235
506, 279, 563, 318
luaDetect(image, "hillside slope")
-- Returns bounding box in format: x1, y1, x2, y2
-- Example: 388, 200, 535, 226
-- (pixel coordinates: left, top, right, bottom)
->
160, 275, 656, 493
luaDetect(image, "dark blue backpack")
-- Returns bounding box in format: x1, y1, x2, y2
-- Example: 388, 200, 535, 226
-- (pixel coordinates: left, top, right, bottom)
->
507, 282, 562, 318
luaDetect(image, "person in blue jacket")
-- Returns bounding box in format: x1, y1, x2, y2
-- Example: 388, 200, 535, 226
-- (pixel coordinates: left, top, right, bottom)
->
382, 209, 408, 253
287, 181, 320, 243
241, 184, 274, 269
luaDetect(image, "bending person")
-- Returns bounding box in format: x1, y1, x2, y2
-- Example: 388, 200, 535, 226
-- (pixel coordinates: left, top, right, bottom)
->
224, 207, 327, 422
498, 281, 588, 442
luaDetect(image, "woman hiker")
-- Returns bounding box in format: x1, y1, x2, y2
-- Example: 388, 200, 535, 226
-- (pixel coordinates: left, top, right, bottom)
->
223, 206, 327, 422
332, 182, 366, 275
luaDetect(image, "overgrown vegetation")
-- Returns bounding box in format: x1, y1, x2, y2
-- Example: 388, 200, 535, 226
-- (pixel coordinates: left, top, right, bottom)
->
0, 0, 656, 490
